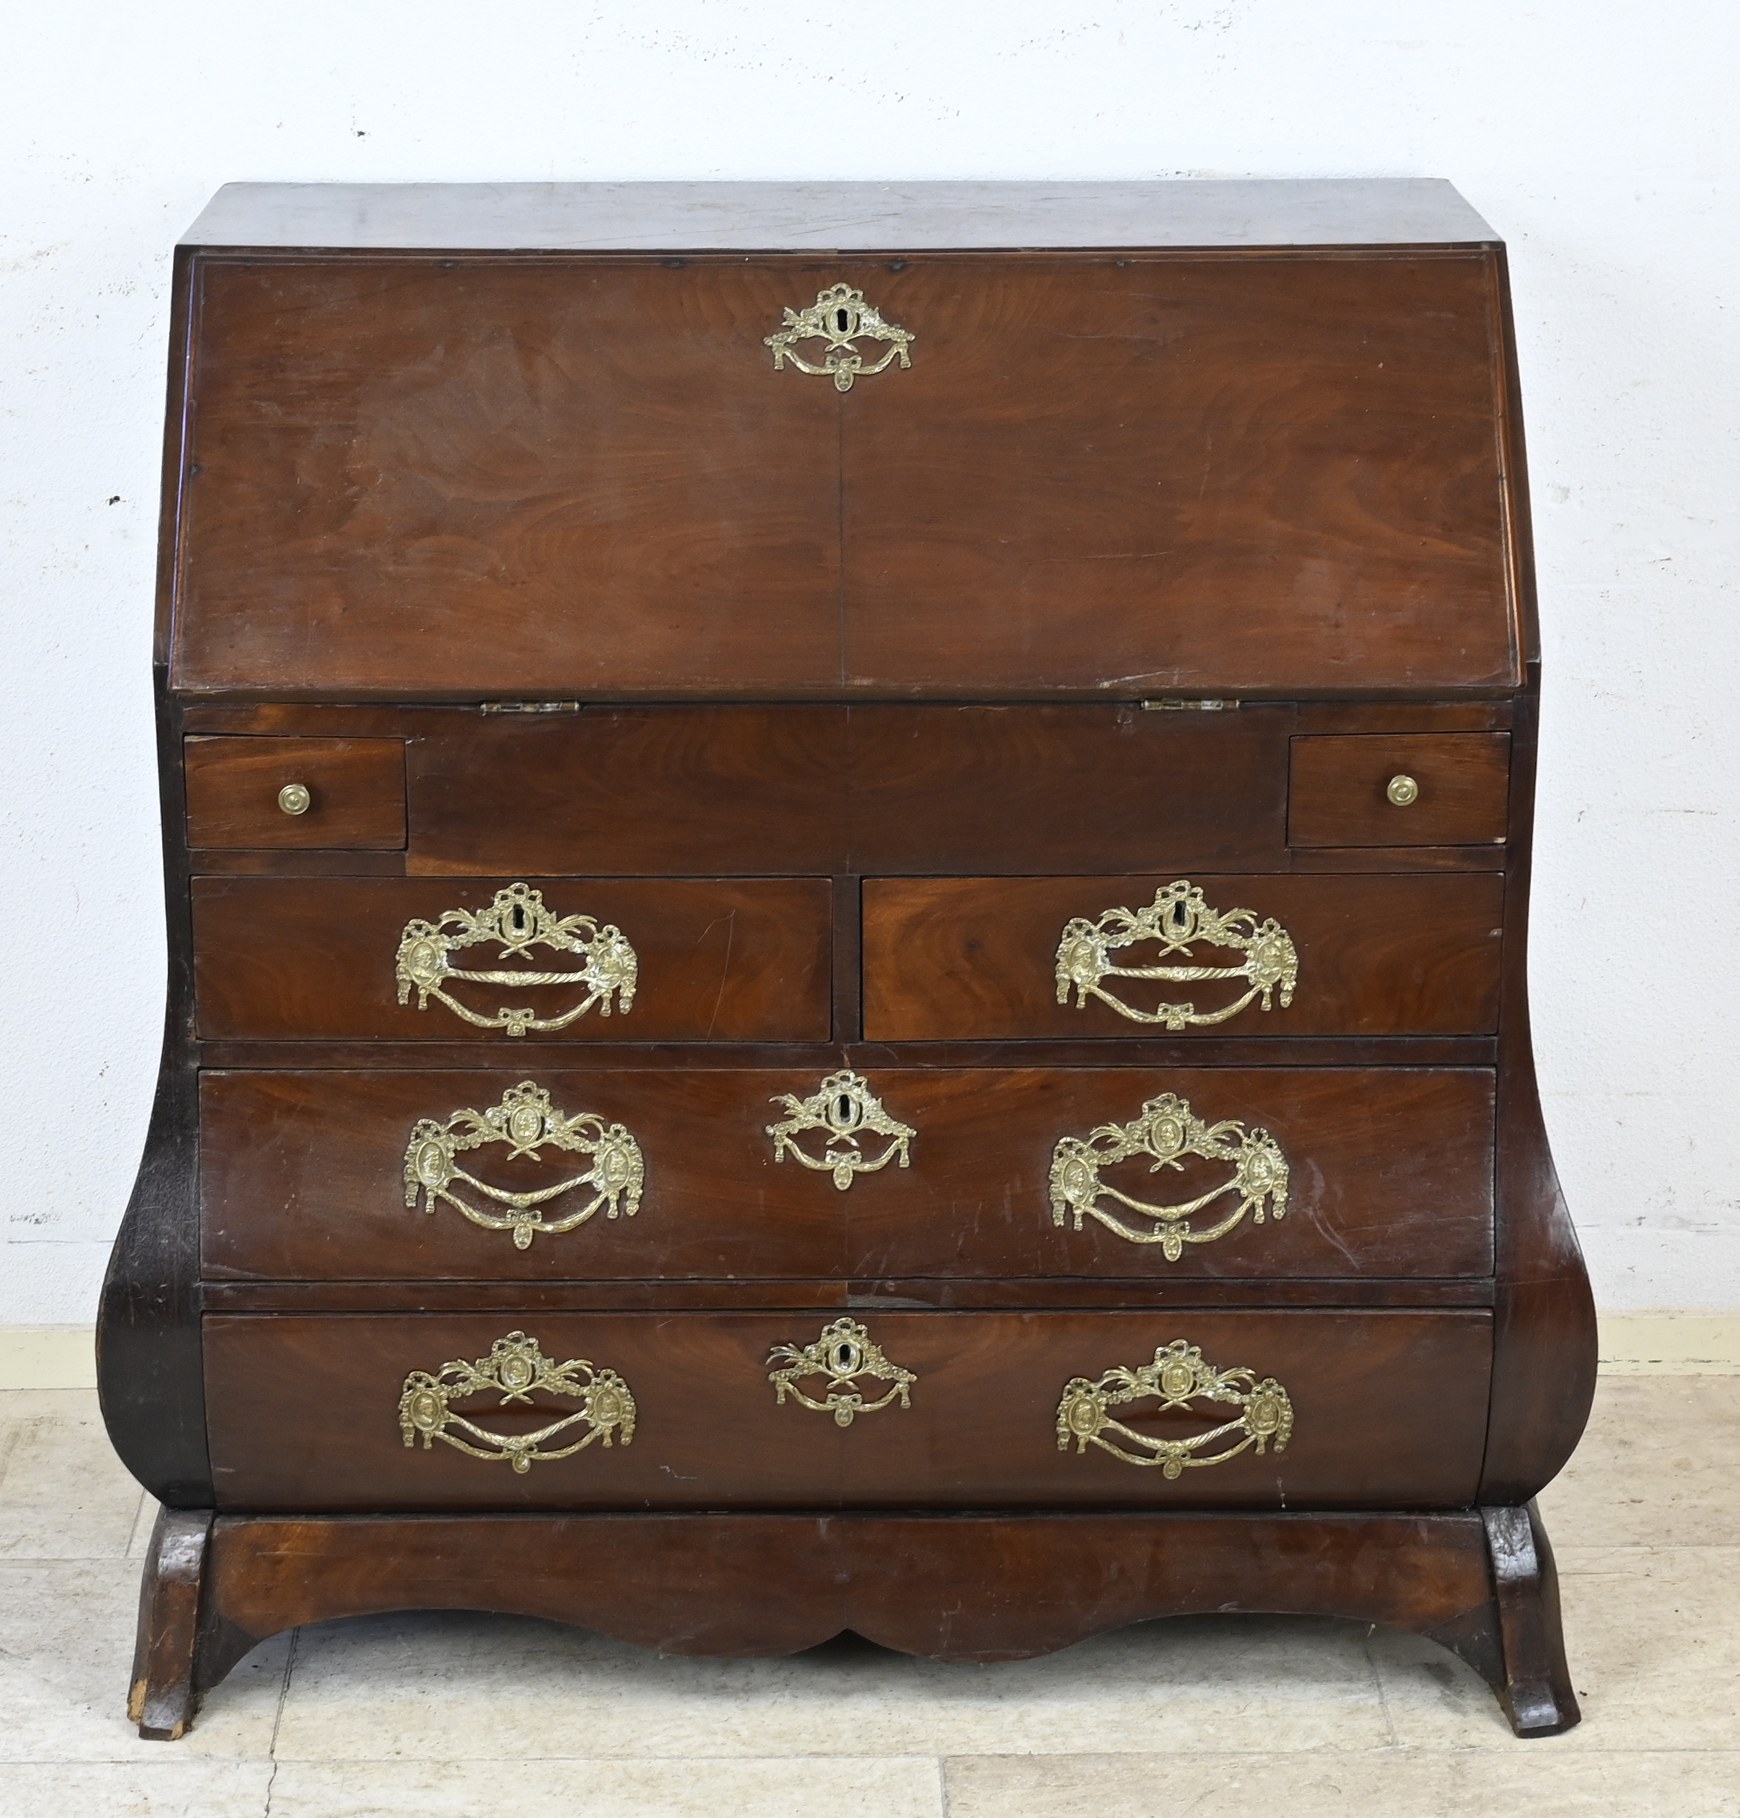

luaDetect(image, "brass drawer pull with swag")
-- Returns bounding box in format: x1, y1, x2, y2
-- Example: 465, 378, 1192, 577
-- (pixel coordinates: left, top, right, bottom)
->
767, 1317, 916, 1428
766, 1070, 915, 1191
404, 1080, 644, 1251
765, 283, 914, 392
394, 882, 637, 1037
1055, 879, 1298, 1030
1057, 1339, 1294, 1477
1050, 1091, 1289, 1259
399, 1330, 636, 1474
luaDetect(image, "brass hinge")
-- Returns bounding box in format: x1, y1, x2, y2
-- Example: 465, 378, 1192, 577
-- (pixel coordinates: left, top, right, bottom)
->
479, 701, 583, 715
1139, 698, 1241, 713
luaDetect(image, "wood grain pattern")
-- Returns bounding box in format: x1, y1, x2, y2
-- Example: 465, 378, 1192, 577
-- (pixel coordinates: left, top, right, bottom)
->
845, 704, 1289, 874
198, 1066, 1494, 1283
185, 736, 406, 849
181, 178, 1500, 251
184, 697, 1515, 739
1480, 673, 1598, 1502
174, 259, 843, 696
840, 255, 1518, 695
203, 1308, 1491, 1512
408, 709, 846, 877
1289, 733, 1510, 848
201, 1279, 1497, 1314
190, 876, 832, 1042
862, 873, 1506, 1040
170, 252, 1519, 700
138, 1502, 1571, 1739
407, 704, 1295, 878
127, 1507, 211, 1741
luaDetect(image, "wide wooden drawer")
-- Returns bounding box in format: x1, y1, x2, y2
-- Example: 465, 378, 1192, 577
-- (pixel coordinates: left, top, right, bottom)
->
863, 873, 1504, 1040
191, 877, 831, 1041
200, 1068, 1493, 1282
204, 1309, 1492, 1511
406, 704, 1290, 878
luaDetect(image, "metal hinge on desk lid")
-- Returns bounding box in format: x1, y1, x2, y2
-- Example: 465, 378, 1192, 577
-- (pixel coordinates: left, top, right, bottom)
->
1139, 699, 1241, 712
479, 701, 583, 715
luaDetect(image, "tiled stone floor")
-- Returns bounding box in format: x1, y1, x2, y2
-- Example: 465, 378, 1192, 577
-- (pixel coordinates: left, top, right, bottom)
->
0, 1376, 1737, 1816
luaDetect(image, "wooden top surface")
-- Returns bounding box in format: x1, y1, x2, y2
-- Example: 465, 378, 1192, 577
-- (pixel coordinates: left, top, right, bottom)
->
180, 179, 1498, 253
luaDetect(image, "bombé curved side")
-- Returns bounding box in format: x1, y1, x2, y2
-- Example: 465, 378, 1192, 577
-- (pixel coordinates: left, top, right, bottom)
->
1479, 248, 1598, 1501
98, 671, 210, 1505
99, 246, 212, 1507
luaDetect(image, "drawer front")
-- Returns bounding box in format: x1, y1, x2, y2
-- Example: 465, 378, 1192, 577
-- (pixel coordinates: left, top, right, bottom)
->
406, 704, 1290, 879
186, 736, 406, 849
200, 1068, 1492, 1283
191, 877, 831, 1042
408, 708, 848, 878
1289, 734, 1510, 848
204, 1309, 1492, 1512
863, 874, 1504, 1040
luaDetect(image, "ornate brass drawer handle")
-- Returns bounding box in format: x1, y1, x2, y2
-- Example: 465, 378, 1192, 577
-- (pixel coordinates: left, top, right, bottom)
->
1055, 880, 1298, 1030
399, 1330, 636, 1474
765, 283, 914, 393
1050, 1091, 1289, 1260
404, 1080, 644, 1251
1057, 1339, 1293, 1478
395, 882, 637, 1037
767, 1317, 916, 1428
766, 1070, 915, 1191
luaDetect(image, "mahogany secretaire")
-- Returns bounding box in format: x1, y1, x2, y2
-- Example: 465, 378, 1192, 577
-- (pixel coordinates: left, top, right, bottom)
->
101, 179, 1596, 1739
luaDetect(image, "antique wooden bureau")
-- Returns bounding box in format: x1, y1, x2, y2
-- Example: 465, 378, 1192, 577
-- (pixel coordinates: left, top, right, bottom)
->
101, 178, 1596, 1738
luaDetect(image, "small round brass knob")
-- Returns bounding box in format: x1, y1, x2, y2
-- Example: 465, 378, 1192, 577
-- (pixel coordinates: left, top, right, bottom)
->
277, 782, 312, 816
1386, 774, 1420, 808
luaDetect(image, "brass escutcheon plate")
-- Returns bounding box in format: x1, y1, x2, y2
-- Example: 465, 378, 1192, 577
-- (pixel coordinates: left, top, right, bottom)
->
1057, 1339, 1294, 1477
1055, 880, 1298, 1030
1050, 1091, 1289, 1260
394, 882, 637, 1037
767, 1317, 916, 1428
764, 283, 914, 392
404, 1080, 644, 1250
399, 1330, 636, 1474
766, 1070, 915, 1191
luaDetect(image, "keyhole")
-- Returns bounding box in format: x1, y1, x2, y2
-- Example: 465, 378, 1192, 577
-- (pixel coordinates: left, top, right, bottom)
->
510, 905, 528, 935
835, 307, 851, 333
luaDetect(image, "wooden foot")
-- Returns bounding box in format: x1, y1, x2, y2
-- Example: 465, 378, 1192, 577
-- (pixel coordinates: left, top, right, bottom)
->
1481, 1502, 1580, 1736
128, 1507, 212, 1740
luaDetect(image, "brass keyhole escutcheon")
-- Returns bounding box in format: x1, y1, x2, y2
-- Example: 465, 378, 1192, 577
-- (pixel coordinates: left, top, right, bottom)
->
766, 1071, 915, 1191
1386, 774, 1420, 807
764, 283, 914, 392
277, 782, 312, 816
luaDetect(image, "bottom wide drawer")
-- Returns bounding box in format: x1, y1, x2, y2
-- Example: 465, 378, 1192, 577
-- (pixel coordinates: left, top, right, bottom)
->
205, 1310, 1491, 1513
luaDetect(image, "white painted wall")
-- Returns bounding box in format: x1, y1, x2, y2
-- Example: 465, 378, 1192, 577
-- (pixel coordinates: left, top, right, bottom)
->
2, 1, 1736, 1322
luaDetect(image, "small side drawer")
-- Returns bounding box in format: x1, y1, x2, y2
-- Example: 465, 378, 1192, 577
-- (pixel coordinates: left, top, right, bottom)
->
1288, 734, 1509, 848
185, 736, 406, 849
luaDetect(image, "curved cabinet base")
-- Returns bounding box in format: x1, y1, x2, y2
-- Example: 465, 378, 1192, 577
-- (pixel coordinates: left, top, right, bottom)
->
130, 1502, 1578, 1741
